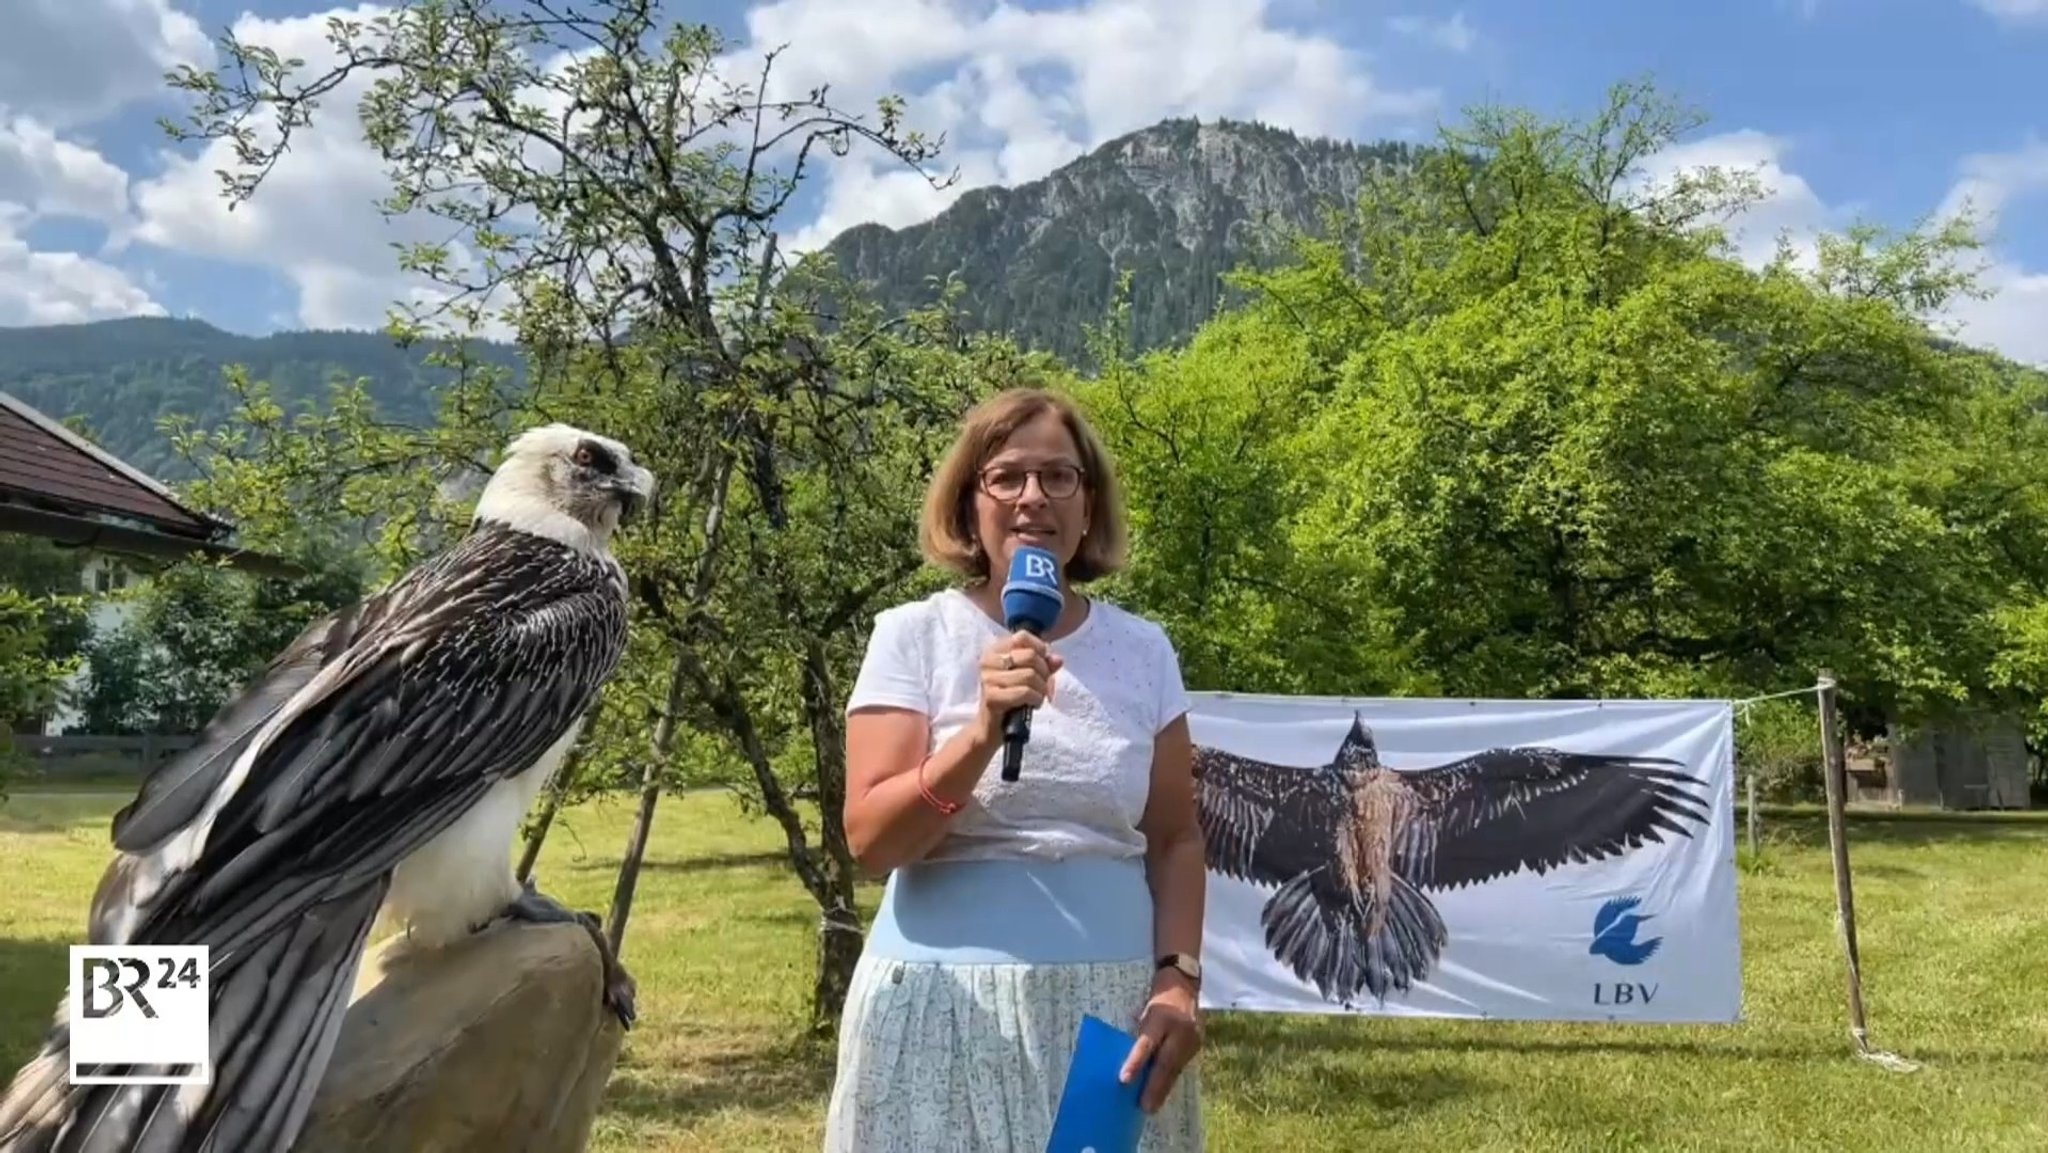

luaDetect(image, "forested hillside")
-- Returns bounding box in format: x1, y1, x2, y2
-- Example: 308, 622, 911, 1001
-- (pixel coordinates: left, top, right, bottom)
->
0, 318, 524, 477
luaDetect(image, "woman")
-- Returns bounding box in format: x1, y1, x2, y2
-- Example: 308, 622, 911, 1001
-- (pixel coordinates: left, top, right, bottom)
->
823, 386, 1207, 1151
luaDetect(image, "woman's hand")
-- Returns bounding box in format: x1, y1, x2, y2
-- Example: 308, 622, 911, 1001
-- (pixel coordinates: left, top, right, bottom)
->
973, 630, 1061, 741
1120, 972, 1203, 1113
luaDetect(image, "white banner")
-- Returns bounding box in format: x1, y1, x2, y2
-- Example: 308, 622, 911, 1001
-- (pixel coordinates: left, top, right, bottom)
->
1187, 693, 1740, 1024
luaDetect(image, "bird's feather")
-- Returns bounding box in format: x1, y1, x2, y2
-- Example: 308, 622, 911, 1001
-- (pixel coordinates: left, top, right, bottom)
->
1395, 747, 1711, 891
0, 521, 630, 1153
1260, 862, 1446, 1005
1191, 745, 1347, 887
106, 598, 394, 863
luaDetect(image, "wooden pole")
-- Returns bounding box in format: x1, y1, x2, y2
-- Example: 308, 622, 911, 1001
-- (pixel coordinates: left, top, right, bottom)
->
1746, 772, 1759, 858
1815, 669, 1871, 1053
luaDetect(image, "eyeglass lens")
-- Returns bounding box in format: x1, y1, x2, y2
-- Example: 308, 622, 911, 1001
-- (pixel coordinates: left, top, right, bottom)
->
982, 465, 1081, 499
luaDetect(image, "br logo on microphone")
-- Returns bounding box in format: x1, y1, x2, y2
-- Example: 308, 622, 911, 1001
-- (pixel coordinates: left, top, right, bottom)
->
68, 945, 211, 1085
1022, 551, 1058, 583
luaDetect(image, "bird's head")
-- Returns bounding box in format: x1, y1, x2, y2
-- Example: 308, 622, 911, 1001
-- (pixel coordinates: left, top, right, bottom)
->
1334, 712, 1381, 774
474, 423, 658, 552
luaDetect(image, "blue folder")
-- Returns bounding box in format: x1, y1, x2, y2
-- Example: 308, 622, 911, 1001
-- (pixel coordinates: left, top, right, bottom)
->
1046, 1013, 1151, 1153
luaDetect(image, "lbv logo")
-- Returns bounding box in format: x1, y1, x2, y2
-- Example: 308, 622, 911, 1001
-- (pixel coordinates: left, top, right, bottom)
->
1589, 895, 1661, 1009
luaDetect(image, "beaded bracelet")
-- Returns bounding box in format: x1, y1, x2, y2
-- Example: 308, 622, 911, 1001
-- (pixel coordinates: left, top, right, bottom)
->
916, 757, 961, 816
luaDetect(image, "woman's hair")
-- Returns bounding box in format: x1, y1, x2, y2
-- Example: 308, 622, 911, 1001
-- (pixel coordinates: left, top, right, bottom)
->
919, 386, 1129, 584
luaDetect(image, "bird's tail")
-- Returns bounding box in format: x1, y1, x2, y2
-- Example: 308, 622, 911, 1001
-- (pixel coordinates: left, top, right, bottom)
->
0, 880, 387, 1153
1262, 866, 1448, 1006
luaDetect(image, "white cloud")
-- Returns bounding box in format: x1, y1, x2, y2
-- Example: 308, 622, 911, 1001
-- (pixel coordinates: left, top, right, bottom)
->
1643, 128, 2048, 368
1936, 136, 2048, 227
1931, 138, 2048, 366
0, 0, 211, 129
741, 0, 1441, 254
0, 114, 136, 230
1388, 12, 1477, 53
127, 4, 495, 333
1968, 0, 2048, 25
0, 207, 162, 324
0, 113, 160, 323
1636, 129, 1845, 267
0, 0, 200, 323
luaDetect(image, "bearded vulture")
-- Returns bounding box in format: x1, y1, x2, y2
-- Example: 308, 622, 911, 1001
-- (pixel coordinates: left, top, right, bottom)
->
1194, 712, 1710, 1007
0, 423, 655, 1153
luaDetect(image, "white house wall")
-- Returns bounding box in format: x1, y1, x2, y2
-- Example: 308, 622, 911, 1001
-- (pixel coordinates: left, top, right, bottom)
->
46, 553, 146, 735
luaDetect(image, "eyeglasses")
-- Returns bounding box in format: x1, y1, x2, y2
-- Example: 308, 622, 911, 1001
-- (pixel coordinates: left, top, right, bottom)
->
979, 463, 1085, 501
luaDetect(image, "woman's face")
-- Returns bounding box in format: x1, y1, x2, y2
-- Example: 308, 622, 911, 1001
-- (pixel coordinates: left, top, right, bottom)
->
972, 409, 1092, 583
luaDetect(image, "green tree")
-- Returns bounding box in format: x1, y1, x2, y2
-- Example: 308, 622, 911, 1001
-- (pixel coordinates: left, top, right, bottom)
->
1089, 80, 2048, 776
0, 586, 84, 748
74, 545, 370, 734
0, 535, 89, 797
0, 537, 95, 758
1072, 281, 1420, 698
160, 0, 977, 1032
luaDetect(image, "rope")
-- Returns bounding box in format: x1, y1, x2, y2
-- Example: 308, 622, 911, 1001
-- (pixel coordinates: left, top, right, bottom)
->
1729, 680, 1826, 726
820, 905, 864, 936
1838, 910, 1922, 1073
1731, 682, 1825, 707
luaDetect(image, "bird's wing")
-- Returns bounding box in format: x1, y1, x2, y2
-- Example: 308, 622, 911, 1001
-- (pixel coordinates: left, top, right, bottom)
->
105, 592, 403, 864
1192, 744, 1349, 886
90, 525, 630, 957
1393, 746, 1711, 891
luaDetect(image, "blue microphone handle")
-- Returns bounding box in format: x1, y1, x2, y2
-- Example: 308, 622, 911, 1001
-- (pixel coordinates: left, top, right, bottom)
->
997, 545, 1061, 784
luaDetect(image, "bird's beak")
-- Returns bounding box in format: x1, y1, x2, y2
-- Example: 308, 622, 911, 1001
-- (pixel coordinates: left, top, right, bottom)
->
614, 465, 657, 527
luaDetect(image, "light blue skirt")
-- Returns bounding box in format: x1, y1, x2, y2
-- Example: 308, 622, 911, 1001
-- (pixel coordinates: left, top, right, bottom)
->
822, 856, 1206, 1151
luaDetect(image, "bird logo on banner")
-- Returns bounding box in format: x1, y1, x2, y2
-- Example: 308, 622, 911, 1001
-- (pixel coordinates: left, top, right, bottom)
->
1192, 712, 1710, 1007
1589, 896, 1664, 965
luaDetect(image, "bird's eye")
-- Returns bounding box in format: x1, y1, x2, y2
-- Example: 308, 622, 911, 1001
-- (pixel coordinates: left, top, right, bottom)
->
574, 446, 593, 467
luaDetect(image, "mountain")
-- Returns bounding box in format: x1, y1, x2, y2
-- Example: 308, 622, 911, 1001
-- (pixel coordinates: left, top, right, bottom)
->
0, 318, 525, 479
815, 117, 1417, 364
1, 118, 1397, 476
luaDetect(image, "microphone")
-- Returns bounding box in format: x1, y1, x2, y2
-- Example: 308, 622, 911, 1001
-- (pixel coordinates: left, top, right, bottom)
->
999, 544, 1063, 782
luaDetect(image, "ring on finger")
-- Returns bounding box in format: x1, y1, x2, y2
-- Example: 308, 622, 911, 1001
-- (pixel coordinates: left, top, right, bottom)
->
1001, 654, 1014, 670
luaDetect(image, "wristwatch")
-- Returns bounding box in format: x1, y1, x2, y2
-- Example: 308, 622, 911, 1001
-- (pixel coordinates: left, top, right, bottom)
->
1157, 953, 1201, 985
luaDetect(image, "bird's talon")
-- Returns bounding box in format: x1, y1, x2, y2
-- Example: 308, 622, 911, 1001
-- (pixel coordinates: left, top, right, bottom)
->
503, 885, 583, 926
503, 887, 636, 1027
606, 964, 639, 1030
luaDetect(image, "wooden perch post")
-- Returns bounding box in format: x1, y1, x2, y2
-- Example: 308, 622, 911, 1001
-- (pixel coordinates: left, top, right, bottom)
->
1814, 669, 1871, 1053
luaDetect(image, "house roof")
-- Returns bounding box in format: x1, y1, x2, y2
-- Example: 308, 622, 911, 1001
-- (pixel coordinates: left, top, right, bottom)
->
0, 391, 299, 577
0, 392, 230, 539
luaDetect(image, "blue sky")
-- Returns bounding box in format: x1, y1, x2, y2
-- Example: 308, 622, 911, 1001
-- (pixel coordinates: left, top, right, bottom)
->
2, 0, 2043, 364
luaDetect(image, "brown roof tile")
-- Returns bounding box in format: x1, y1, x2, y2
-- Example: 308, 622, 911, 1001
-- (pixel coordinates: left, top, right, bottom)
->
0, 395, 223, 538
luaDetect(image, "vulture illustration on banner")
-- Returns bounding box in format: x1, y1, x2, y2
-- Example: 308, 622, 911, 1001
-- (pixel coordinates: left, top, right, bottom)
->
1192, 712, 1711, 1007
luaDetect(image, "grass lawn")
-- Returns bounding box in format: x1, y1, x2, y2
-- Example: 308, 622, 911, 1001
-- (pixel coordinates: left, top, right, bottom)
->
4, 785, 2047, 1152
